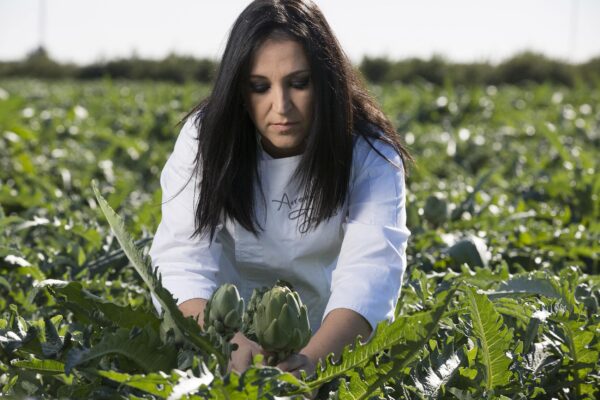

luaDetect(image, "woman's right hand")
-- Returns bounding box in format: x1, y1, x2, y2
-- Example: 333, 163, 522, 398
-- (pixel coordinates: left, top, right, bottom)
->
228, 332, 267, 373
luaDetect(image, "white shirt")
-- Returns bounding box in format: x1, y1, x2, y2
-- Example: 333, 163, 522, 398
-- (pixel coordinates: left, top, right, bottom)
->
149, 117, 410, 332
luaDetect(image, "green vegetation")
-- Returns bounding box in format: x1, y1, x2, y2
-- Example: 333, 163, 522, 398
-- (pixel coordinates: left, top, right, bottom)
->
0, 79, 598, 398
359, 53, 600, 86
2, 47, 599, 86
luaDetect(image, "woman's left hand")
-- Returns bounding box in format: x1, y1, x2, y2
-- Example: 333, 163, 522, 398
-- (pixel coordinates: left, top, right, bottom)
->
276, 353, 317, 379
277, 353, 318, 399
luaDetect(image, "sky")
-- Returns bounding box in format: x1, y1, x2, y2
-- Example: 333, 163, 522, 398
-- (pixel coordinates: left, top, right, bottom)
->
1, 0, 599, 65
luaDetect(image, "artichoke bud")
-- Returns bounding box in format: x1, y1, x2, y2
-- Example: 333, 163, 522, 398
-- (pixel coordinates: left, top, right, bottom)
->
242, 287, 268, 341
254, 285, 311, 363
424, 192, 448, 228
204, 283, 244, 340
447, 234, 489, 268
224, 309, 242, 328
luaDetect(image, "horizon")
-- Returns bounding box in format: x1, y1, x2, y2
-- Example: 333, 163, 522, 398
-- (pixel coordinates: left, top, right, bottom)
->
10, 46, 600, 67
1, 0, 600, 65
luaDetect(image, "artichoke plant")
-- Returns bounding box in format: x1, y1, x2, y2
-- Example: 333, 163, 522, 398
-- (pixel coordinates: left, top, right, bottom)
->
254, 284, 311, 365
423, 192, 448, 228
447, 234, 489, 268
203, 283, 244, 342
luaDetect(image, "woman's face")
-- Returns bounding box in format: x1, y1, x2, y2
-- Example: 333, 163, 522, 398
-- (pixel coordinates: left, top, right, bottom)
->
245, 38, 314, 158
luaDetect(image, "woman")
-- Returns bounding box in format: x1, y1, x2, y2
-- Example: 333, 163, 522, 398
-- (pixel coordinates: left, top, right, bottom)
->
149, 0, 413, 378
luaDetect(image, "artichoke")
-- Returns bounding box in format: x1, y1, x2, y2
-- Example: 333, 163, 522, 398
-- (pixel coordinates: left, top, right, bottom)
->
254, 284, 311, 365
242, 286, 268, 343
423, 192, 448, 228
203, 283, 244, 342
447, 234, 489, 268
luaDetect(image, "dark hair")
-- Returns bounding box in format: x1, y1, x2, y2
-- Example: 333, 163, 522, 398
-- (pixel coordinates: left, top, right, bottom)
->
183, 0, 413, 241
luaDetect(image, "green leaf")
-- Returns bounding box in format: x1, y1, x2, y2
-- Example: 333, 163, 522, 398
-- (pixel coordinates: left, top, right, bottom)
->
448, 387, 477, 400
98, 370, 176, 398
91, 181, 225, 368
65, 325, 177, 375
338, 360, 393, 400
41, 316, 64, 358
558, 319, 599, 398
0, 308, 42, 356
40, 280, 160, 331
79, 237, 153, 277
487, 275, 562, 300
1, 374, 18, 395
209, 365, 307, 399
0, 275, 10, 291
412, 344, 462, 399
522, 343, 555, 376
11, 358, 65, 375
487, 272, 577, 314
492, 297, 535, 325
465, 287, 514, 390
295, 288, 455, 398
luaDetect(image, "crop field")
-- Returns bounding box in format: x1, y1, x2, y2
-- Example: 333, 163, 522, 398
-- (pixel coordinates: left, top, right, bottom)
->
0, 79, 598, 399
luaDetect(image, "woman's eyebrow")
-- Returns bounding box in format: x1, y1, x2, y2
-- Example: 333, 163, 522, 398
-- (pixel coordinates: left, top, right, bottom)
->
249, 69, 310, 79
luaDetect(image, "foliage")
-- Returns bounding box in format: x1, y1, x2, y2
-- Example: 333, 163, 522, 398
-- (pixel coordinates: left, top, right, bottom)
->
358, 52, 600, 86
2, 48, 599, 85
0, 79, 598, 398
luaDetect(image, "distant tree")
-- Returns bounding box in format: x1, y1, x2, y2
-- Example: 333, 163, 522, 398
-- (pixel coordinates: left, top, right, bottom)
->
359, 56, 391, 83
495, 51, 575, 86
1, 47, 598, 86
195, 59, 217, 83
15, 46, 74, 78
579, 56, 600, 85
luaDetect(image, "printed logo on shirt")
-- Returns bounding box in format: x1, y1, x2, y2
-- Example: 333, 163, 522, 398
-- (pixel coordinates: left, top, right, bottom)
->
271, 192, 338, 234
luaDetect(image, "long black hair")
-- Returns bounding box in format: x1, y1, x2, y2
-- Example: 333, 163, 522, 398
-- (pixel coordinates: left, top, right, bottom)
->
183, 0, 413, 241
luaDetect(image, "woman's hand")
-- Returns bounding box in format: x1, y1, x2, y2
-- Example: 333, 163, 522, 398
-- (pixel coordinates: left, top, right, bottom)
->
228, 332, 267, 373
276, 352, 317, 379
277, 353, 318, 400
278, 351, 319, 399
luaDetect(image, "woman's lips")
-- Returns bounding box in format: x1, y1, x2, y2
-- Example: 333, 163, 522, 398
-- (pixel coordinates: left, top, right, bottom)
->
271, 122, 299, 131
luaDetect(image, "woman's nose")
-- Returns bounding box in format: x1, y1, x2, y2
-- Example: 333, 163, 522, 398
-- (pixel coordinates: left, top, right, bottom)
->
272, 86, 291, 114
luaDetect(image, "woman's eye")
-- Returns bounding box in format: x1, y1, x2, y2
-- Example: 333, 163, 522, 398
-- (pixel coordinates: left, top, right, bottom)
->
291, 79, 309, 89
249, 78, 309, 93
249, 83, 269, 93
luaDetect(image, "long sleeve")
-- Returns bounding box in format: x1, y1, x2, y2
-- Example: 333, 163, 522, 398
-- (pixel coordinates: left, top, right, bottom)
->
149, 117, 221, 313
322, 137, 411, 330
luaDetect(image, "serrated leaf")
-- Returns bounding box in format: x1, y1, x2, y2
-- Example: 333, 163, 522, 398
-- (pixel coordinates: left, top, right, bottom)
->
465, 287, 513, 390
208, 365, 307, 399
91, 181, 225, 367
167, 365, 214, 400
486, 271, 581, 315
558, 319, 599, 398
294, 288, 454, 399
338, 360, 392, 400
523, 343, 553, 375
412, 344, 462, 399
492, 297, 534, 325
41, 280, 160, 331
65, 325, 177, 375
